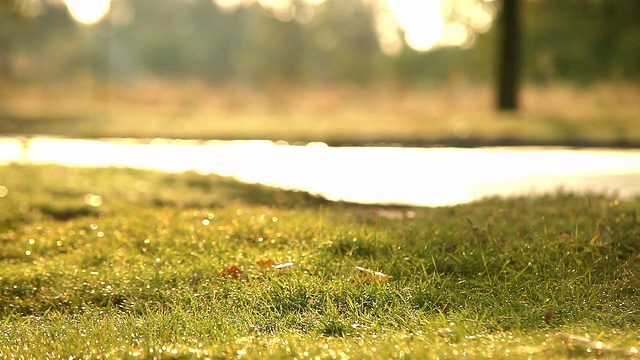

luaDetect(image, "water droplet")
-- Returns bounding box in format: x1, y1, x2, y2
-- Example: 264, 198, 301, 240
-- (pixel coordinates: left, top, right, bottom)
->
90, 224, 98, 230
25, 250, 31, 256
28, 238, 35, 245
202, 219, 210, 226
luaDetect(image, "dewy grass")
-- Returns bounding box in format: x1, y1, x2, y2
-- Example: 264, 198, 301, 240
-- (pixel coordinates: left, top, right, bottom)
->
1, 164, 640, 358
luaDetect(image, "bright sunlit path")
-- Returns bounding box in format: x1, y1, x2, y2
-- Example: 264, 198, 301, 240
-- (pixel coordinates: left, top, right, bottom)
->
64, 0, 111, 25
2, 137, 640, 207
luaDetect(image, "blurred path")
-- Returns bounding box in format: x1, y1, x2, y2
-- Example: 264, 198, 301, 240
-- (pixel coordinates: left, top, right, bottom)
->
1, 137, 640, 207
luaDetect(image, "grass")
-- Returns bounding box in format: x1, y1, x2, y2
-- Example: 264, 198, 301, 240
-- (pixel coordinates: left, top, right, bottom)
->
1, 164, 640, 358
1, 80, 640, 146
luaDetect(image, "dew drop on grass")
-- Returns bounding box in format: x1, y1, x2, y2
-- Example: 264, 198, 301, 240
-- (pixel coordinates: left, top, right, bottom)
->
28, 238, 35, 245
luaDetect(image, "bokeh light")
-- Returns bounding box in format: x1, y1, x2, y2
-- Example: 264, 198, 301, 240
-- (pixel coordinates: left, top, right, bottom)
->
64, 0, 111, 26
386, 0, 446, 52
207, 0, 495, 53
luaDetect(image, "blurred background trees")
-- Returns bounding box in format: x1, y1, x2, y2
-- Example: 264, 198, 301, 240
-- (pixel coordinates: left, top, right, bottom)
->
0, 0, 638, 144
1, 0, 637, 87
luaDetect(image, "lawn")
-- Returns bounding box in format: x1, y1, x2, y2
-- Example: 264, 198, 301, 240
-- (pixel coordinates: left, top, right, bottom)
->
1, 164, 639, 358
1, 81, 640, 147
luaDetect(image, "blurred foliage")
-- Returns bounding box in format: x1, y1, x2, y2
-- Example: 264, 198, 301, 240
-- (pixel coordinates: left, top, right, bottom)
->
524, 0, 640, 83
0, 0, 638, 87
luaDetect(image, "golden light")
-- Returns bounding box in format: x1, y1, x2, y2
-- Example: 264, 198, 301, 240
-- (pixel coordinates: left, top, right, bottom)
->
212, 0, 245, 12
209, 0, 491, 52
386, 0, 445, 52
2, 138, 640, 207
372, 0, 497, 53
64, 0, 111, 26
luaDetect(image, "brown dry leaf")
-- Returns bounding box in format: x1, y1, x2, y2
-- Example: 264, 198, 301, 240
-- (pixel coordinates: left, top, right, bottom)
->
544, 310, 553, 325
219, 265, 244, 279
257, 258, 279, 269
257, 258, 294, 271
588, 231, 602, 245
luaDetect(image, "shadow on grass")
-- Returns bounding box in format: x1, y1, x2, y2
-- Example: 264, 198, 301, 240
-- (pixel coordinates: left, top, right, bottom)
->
156, 171, 331, 209
0, 111, 87, 135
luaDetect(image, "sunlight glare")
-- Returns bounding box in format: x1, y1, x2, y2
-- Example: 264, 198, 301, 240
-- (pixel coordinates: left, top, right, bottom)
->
3, 137, 640, 207
386, 0, 445, 52
210, 0, 493, 52
212, 0, 245, 12
64, 0, 111, 25
373, 0, 496, 52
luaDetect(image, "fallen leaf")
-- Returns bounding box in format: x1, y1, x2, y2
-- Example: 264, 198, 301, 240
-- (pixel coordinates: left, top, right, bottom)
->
544, 310, 552, 325
257, 258, 294, 270
257, 258, 279, 269
219, 265, 244, 279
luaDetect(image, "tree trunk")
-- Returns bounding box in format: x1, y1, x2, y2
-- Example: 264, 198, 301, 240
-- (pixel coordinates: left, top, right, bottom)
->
497, 0, 520, 111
